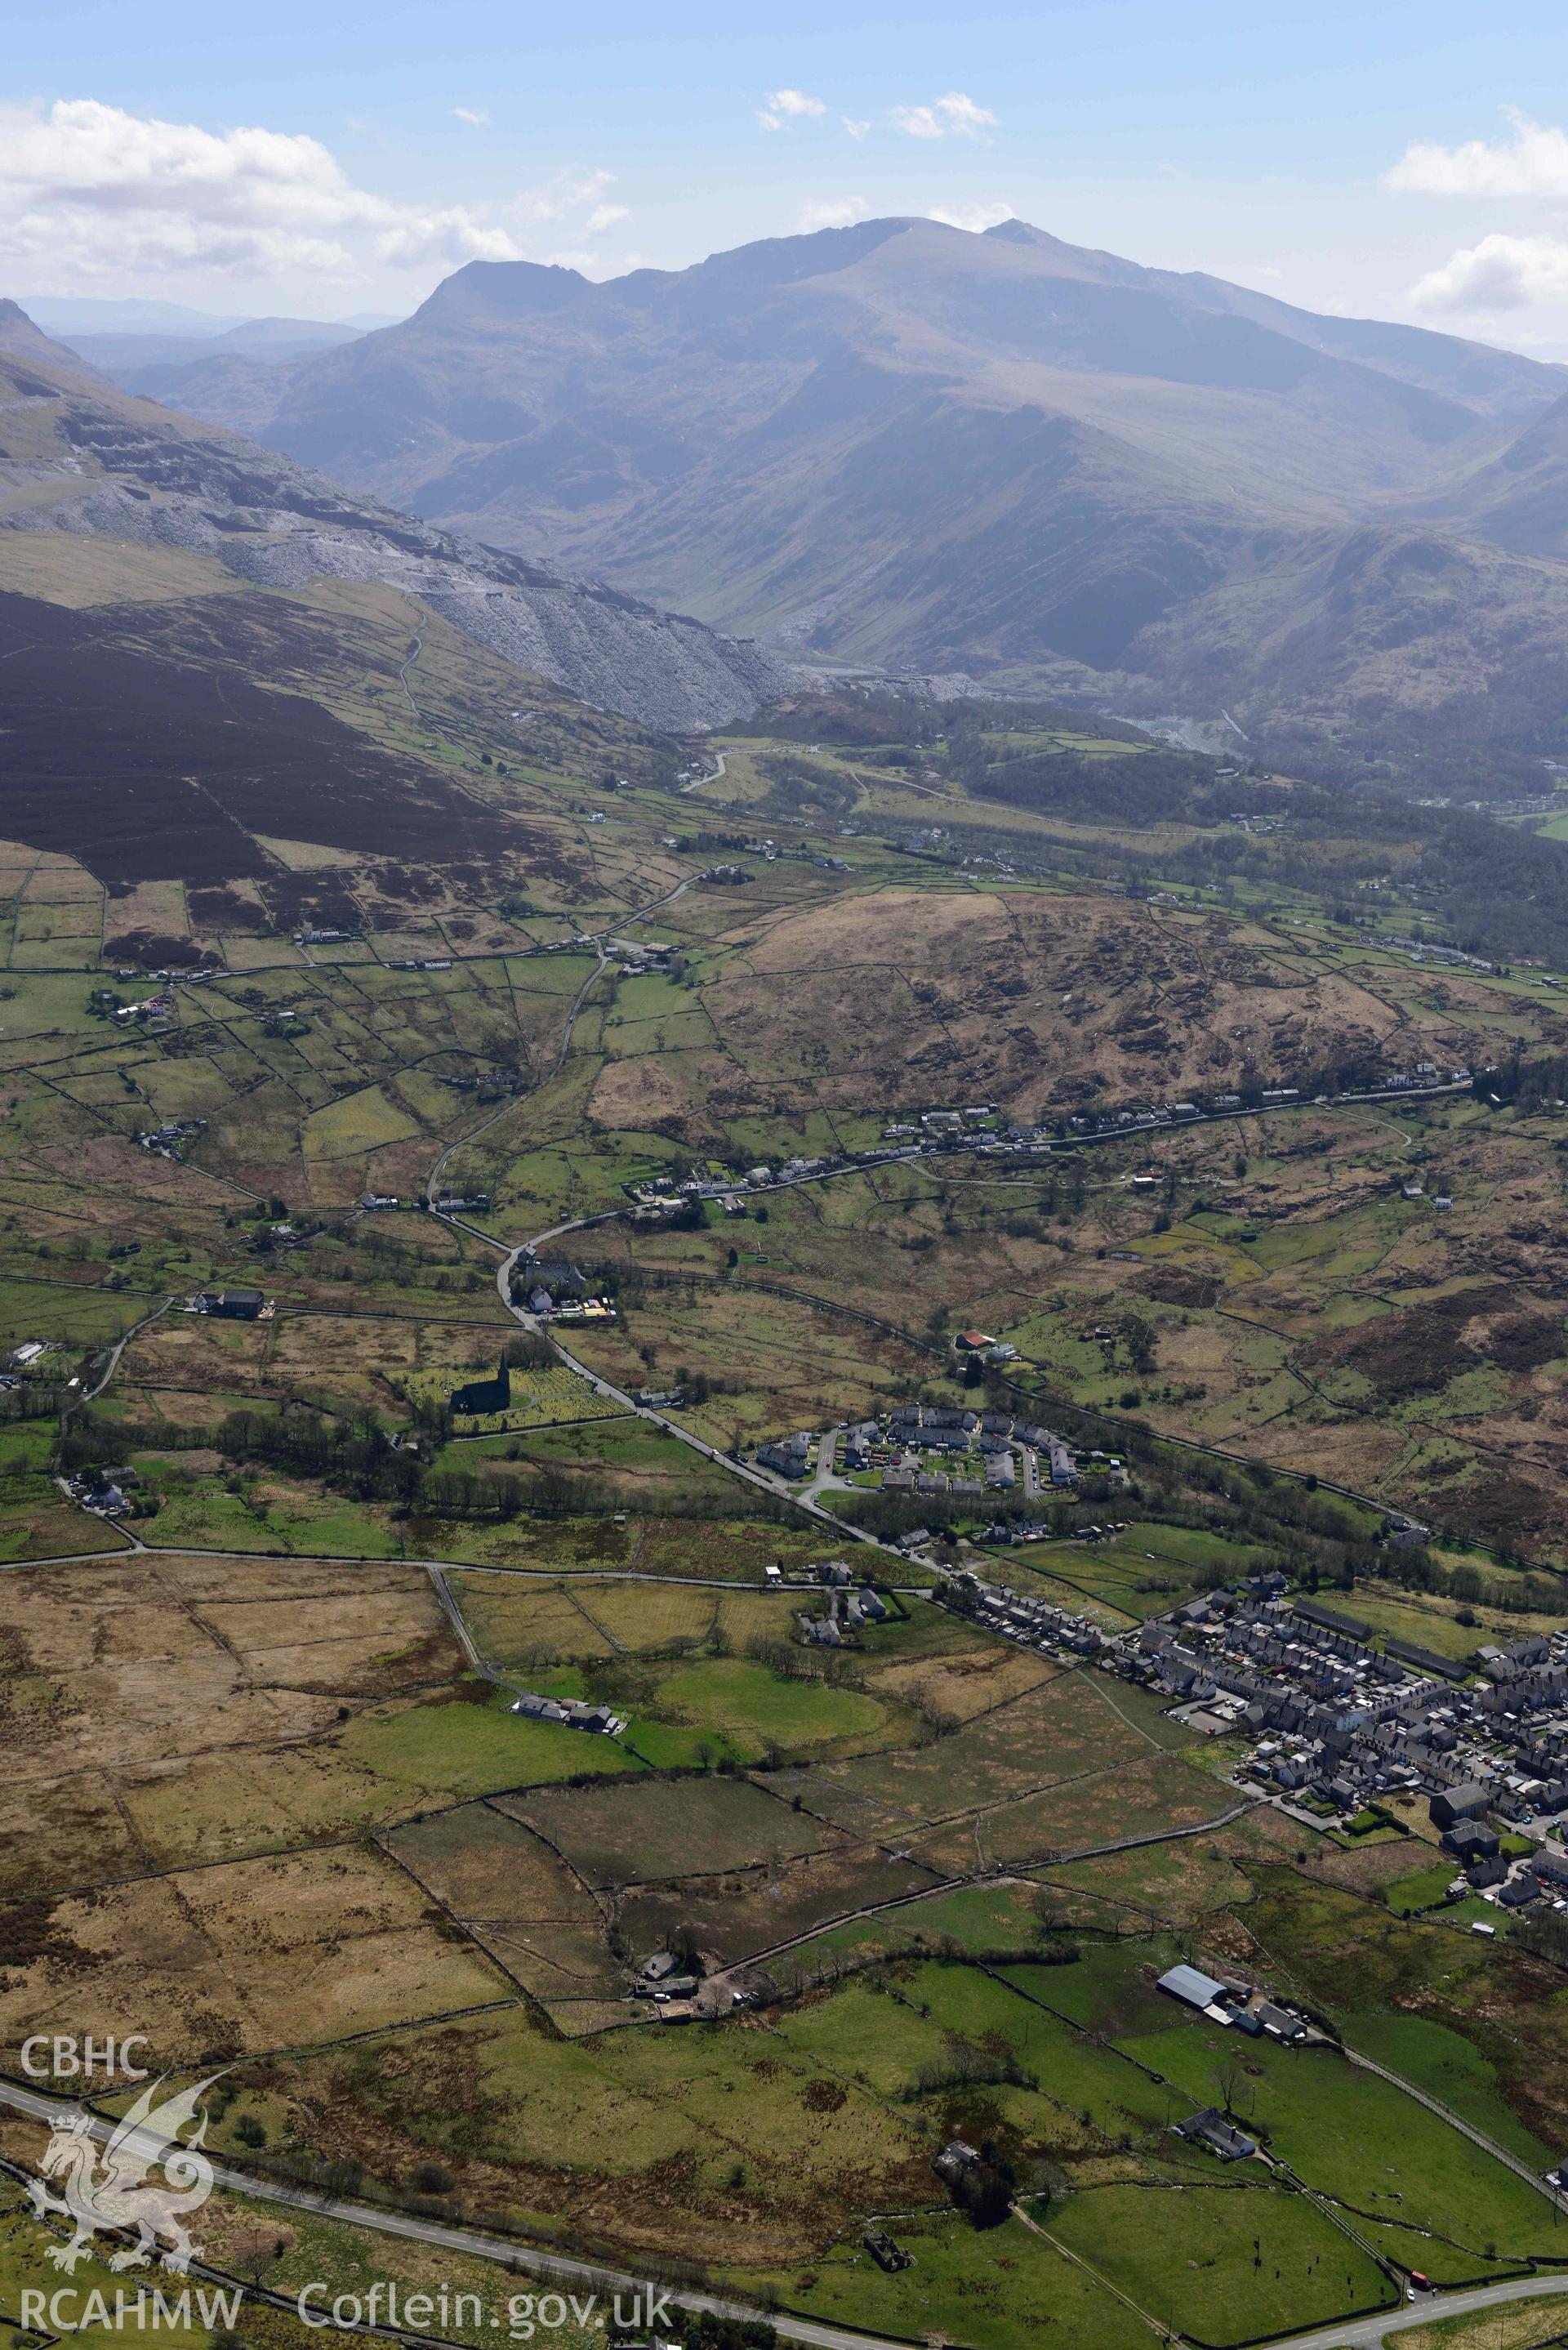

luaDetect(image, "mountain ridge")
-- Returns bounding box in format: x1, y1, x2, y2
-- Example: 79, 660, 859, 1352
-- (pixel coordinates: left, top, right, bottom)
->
0, 317, 796, 733
38, 218, 1568, 780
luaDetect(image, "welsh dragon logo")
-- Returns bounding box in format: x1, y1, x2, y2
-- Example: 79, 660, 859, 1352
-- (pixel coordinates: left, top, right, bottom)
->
27, 2076, 221, 2275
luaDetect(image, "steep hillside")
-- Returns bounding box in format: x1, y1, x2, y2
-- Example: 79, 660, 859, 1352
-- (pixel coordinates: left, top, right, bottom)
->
1418, 386, 1568, 561
0, 305, 806, 953
0, 306, 794, 734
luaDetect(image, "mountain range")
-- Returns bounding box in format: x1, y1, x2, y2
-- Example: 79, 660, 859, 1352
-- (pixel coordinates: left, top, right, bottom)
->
66, 214, 1568, 783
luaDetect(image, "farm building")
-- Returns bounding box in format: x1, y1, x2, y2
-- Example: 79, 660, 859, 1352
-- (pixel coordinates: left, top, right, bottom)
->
1157, 1964, 1229, 2012
510, 1689, 626, 1735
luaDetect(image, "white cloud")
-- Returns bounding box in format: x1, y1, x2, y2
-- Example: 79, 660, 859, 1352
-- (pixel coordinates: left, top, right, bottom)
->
892, 91, 996, 140
925, 198, 1013, 233
1410, 232, 1568, 311
506, 167, 617, 225
842, 116, 871, 140
758, 88, 826, 132
586, 202, 631, 234
795, 196, 871, 233
1388, 110, 1568, 198
452, 106, 490, 127
0, 99, 626, 287
372, 207, 520, 269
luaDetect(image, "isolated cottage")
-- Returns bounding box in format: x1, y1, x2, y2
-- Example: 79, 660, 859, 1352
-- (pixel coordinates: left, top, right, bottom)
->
1175, 2107, 1258, 2161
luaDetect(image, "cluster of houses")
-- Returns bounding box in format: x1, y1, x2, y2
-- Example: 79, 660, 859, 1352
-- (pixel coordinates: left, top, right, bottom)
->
1134, 1581, 1568, 1862
111, 992, 174, 1028
510, 1689, 626, 1735
510, 1253, 617, 1323
1056, 1066, 1470, 1141
757, 1402, 1082, 1504
623, 1064, 1477, 1230
961, 1576, 1107, 1662
62, 1466, 136, 1518
363, 1191, 494, 1214
1385, 934, 1501, 976
884, 1404, 1076, 1501
797, 1580, 889, 1647
136, 1117, 206, 1160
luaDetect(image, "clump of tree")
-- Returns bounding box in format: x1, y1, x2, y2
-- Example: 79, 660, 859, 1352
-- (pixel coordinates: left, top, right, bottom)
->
942, 2147, 1016, 2231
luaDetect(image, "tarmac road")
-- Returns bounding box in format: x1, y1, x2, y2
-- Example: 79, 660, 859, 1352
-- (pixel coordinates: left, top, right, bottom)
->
1248, 2269, 1568, 2349
0, 2077, 909, 2350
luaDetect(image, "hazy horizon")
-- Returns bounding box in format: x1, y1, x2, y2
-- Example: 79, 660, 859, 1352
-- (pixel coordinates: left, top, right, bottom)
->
11, 0, 1568, 359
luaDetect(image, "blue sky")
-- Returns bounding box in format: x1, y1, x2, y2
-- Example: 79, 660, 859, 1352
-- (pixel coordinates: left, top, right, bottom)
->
9, 0, 1568, 346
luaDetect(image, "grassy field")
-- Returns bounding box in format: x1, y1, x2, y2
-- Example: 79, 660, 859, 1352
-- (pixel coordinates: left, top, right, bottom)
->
502, 1772, 838, 1885
734, 2210, 1164, 2350
1048, 2178, 1394, 2342
14, 718, 1568, 2347
1397, 2297, 1568, 2350
1129, 2022, 1564, 2257
339, 1691, 645, 1795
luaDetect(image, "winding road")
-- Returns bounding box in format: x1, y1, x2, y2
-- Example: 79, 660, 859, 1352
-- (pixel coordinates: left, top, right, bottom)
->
679, 749, 727, 792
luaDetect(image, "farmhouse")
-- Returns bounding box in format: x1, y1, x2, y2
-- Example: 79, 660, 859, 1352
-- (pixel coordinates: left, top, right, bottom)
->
1257, 2001, 1307, 2043
1174, 2107, 1258, 2161
194, 1288, 266, 1321
510, 1690, 626, 1735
